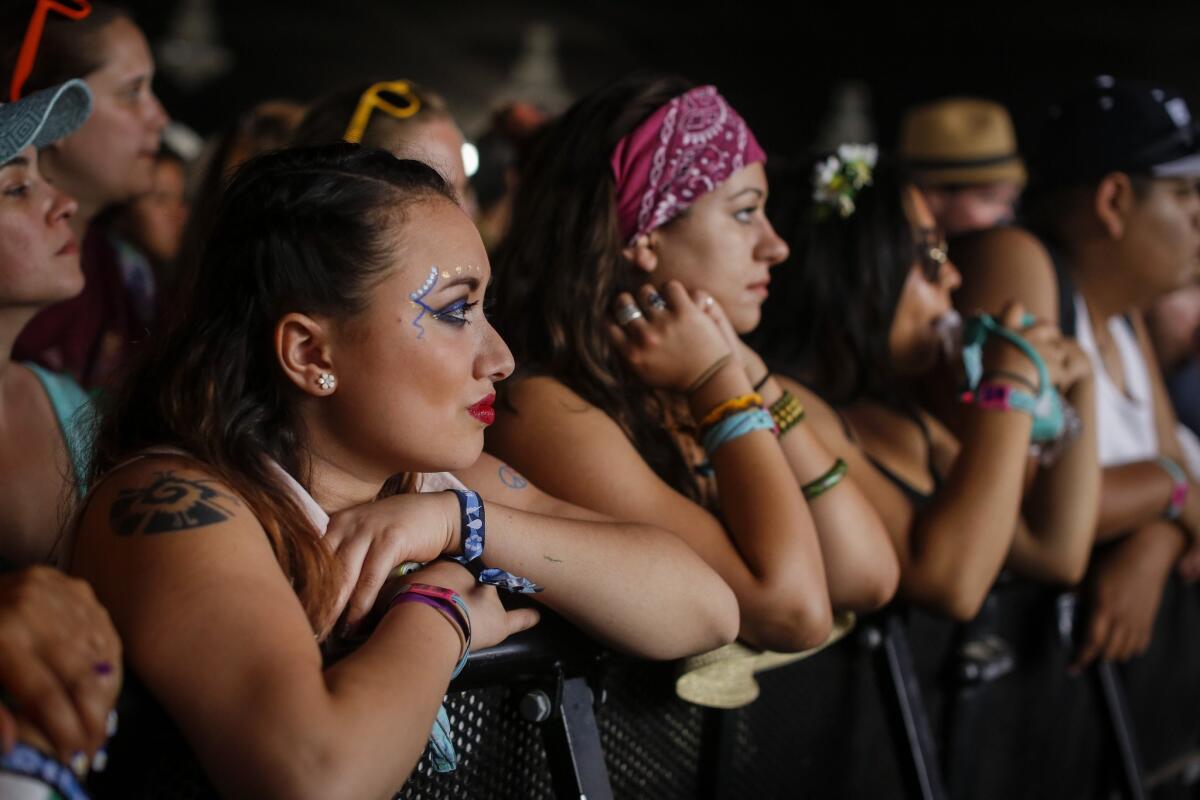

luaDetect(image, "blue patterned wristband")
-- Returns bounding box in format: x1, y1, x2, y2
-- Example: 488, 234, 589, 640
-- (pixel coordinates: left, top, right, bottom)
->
0, 743, 90, 800
446, 489, 542, 594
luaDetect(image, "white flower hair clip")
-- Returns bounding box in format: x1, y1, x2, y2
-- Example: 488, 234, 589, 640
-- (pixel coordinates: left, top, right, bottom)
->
812, 143, 879, 220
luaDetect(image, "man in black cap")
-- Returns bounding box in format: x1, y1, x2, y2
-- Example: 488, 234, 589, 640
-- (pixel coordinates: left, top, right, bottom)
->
949, 76, 1200, 668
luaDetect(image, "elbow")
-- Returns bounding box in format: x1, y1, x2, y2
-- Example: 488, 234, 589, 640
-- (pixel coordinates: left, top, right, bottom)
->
704, 582, 742, 651
632, 573, 740, 660
904, 566, 990, 623
928, 579, 989, 623
1039, 551, 1089, 588
832, 557, 900, 614
740, 591, 834, 653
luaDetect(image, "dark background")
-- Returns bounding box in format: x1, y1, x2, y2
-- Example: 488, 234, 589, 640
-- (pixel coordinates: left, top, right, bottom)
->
120, 0, 1200, 156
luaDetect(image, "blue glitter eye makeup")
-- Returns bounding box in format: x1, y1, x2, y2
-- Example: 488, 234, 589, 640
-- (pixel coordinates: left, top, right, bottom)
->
433, 300, 478, 326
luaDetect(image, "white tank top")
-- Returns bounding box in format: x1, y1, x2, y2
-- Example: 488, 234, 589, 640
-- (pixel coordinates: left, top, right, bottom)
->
266, 464, 469, 534
1073, 294, 1158, 466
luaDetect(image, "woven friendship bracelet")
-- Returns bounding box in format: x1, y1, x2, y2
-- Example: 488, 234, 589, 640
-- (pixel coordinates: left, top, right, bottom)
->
699, 408, 777, 457
388, 583, 472, 678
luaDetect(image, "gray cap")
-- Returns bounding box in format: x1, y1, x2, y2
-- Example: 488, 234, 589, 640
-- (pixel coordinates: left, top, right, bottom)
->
0, 79, 92, 165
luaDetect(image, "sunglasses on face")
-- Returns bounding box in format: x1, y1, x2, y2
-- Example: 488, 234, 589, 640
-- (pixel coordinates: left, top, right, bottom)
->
10, 0, 92, 101
343, 80, 422, 145
912, 228, 949, 284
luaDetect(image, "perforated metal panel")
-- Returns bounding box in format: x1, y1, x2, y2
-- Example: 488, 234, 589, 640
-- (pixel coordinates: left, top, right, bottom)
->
597, 661, 707, 800
397, 686, 556, 800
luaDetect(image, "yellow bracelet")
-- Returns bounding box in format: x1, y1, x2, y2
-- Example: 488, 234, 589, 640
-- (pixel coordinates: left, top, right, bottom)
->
769, 391, 806, 437
699, 393, 765, 430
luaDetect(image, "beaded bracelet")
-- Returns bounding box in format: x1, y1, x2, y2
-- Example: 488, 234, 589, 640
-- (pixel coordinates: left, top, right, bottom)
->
446, 489, 542, 594
769, 391, 806, 437
1155, 456, 1190, 521
700, 408, 777, 457
802, 458, 848, 500
699, 393, 766, 430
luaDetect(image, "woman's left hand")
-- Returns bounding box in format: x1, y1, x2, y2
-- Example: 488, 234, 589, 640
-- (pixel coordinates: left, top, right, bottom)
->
325, 492, 461, 635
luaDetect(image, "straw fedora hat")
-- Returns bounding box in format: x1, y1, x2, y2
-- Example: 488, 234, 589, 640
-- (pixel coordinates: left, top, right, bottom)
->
674, 611, 857, 709
899, 97, 1026, 187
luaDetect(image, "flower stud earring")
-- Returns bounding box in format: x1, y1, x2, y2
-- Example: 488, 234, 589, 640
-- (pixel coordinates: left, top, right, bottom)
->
316, 373, 337, 391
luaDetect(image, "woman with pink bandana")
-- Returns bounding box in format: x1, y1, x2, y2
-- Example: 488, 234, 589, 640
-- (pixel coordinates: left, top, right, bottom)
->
490, 77, 899, 653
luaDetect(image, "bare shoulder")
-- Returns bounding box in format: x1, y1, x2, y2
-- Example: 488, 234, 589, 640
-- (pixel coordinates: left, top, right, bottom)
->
502, 374, 597, 416
951, 227, 1060, 322
491, 375, 699, 525
72, 456, 303, 639
79, 455, 252, 541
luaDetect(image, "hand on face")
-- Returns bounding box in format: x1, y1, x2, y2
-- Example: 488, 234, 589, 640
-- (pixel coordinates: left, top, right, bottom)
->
692, 288, 770, 385
0, 567, 121, 764
608, 281, 733, 392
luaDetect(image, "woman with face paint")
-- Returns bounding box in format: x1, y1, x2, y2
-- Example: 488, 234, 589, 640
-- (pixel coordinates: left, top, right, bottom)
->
755, 154, 1099, 621
489, 76, 900, 654
1, 2, 169, 388
69, 144, 737, 798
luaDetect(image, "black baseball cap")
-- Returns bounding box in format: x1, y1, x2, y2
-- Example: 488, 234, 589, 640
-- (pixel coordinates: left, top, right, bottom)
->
1034, 76, 1200, 185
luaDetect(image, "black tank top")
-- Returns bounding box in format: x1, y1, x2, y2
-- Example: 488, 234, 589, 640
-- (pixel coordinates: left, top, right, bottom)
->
838, 408, 942, 510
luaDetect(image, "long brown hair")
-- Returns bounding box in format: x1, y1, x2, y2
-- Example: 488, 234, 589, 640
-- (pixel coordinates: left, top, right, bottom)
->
491, 75, 707, 502
90, 144, 456, 628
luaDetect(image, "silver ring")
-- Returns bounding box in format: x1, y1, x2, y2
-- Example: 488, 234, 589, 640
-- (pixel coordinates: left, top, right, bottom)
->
614, 305, 644, 326
646, 292, 668, 312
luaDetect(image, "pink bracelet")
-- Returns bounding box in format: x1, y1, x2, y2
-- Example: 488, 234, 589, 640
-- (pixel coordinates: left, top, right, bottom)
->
387, 584, 472, 678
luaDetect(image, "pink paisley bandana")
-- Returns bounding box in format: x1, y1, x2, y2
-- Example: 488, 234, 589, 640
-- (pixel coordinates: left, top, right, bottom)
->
610, 85, 765, 245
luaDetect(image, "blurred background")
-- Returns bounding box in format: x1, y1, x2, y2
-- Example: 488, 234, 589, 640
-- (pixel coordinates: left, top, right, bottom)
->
124, 0, 1200, 157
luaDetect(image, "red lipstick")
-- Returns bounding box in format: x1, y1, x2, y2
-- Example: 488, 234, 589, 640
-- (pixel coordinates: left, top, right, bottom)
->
468, 393, 496, 425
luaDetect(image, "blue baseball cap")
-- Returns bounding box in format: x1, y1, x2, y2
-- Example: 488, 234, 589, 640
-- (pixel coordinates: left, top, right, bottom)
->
0, 78, 92, 165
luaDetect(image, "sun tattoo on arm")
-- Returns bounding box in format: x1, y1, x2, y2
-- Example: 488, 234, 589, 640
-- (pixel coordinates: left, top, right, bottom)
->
109, 471, 240, 536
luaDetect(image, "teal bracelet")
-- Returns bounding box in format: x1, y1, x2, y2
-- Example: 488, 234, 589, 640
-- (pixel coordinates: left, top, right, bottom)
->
700, 407, 776, 457
1155, 456, 1189, 521
802, 458, 848, 500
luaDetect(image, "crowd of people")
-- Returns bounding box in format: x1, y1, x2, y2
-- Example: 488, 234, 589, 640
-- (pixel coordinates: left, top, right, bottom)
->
0, 3, 1197, 798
